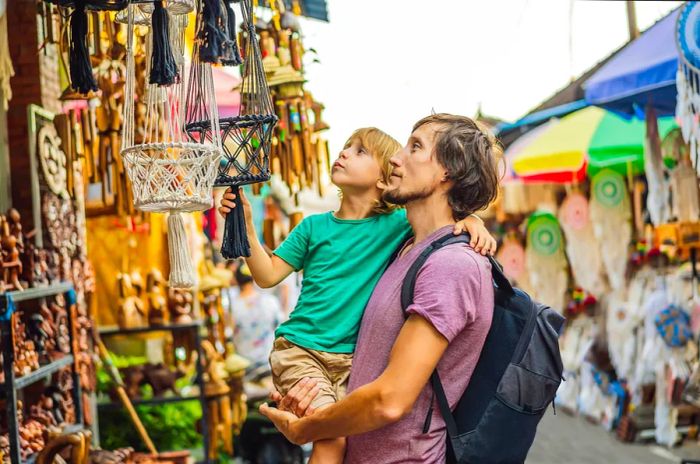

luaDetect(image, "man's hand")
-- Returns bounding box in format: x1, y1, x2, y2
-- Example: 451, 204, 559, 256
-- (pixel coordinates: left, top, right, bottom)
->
269, 377, 320, 417
259, 403, 306, 445
453, 215, 497, 256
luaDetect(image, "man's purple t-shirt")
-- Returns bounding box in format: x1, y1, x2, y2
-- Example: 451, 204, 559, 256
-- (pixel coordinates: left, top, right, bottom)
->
345, 225, 494, 463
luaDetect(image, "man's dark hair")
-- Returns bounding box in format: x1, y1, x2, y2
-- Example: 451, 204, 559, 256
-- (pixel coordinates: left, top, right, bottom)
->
413, 113, 501, 220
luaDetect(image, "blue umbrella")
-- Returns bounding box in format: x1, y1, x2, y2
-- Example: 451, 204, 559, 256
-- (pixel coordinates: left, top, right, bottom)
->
584, 8, 680, 118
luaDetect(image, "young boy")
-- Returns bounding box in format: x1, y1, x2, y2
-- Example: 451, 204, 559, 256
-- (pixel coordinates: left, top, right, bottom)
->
219, 127, 496, 462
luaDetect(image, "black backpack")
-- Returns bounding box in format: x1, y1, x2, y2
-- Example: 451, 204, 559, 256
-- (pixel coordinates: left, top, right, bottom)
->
400, 233, 565, 464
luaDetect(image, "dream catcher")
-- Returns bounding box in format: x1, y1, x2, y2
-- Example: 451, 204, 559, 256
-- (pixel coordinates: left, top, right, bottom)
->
121, 3, 223, 287
676, 2, 700, 174
559, 191, 607, 296
589, 169, 632, 292
186, 0, 278, 259
525, 211, 568, 313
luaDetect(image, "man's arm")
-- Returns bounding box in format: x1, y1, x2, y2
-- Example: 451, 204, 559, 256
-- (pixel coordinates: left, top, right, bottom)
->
260, 313, 449, 444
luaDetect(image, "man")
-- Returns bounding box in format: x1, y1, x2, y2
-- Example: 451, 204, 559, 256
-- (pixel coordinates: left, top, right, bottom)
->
260, 114, 501, 462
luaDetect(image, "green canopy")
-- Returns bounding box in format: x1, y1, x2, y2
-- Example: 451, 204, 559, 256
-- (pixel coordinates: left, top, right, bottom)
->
587, 112, 677, 177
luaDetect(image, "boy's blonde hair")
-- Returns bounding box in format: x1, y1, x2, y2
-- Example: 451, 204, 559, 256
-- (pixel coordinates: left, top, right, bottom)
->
345, 127, 402, 215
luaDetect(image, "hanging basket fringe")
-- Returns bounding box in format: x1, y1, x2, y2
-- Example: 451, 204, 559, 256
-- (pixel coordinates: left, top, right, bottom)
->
69, 2, 98, 94
168, 212, 197, 288
220, 186, 251, 259
149, 0, 179, 85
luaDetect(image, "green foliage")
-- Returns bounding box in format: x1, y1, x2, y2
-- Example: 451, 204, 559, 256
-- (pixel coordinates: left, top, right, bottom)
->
97, 353, 202, 452
98, 400, 202, 452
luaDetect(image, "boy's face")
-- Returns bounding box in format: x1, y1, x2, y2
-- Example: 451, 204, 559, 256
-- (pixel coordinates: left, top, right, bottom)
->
383, 123, 446, 205
331, 138, 383, 191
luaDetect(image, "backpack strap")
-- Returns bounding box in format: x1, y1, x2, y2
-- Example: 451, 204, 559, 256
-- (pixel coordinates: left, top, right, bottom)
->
399, 231, 513, 440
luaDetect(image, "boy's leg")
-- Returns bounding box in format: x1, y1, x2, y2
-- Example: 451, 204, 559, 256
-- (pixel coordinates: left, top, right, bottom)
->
306, 349, 353, 464
308, 405, 346, 464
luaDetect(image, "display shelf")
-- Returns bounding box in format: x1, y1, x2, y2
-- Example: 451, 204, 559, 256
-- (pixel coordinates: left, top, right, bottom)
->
99, 321, 202, 337
97, 390, 228, 409
5, 282, 73, 304
1, 283, 83, 464
7, 355, 74, 389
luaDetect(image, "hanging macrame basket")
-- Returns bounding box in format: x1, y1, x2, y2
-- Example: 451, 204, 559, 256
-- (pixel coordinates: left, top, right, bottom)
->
121, 3, 223, 288
187, 0, 277, 259
676, 2, 700, 174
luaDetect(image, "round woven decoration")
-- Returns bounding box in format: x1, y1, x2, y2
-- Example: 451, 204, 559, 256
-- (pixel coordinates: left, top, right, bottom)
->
592, 169, 625, 208
678, 2, 700, 71
497, 240, 526, 281
527, 213, 562, 256
560, 192, 589, 231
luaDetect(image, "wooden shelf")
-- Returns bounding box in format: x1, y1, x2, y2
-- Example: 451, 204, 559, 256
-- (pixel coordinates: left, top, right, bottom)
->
5, 283, 73, 304
0, 355, 74, 390
99, 322, 202, 337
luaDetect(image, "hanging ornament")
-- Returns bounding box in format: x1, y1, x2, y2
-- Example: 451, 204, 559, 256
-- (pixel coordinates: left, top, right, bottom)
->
496, 238, 525, 282
525, 211, 568, 313
676, 2, 700, 174
187, 0, 278, 259
559, 191, 607, 296
121, 3, 223, 288
590, 169, 632, 292
44, 0, 128, 94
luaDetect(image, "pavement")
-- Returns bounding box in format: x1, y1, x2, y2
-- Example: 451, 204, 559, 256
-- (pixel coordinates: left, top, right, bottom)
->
529, 411, 700, 464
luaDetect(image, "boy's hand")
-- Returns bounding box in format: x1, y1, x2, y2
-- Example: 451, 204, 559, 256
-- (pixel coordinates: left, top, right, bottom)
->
218, 187, 254, 226
269, 377, 320, 418
453, 215, 497, 256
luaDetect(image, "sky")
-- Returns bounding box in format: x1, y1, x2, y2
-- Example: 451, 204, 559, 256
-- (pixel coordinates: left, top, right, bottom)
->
292, 0, 682, 156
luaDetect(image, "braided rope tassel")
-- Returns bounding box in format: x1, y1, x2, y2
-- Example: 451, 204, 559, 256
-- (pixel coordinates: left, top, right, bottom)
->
168, 212, 197, 288
220, 186, 250, 259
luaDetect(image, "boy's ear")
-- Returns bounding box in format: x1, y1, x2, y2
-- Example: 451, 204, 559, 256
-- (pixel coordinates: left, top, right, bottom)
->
377, 179, 388, 190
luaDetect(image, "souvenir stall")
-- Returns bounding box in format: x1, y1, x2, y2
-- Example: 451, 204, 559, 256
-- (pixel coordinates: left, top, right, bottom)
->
0, 0, 329, 461
495, 8, 700, 442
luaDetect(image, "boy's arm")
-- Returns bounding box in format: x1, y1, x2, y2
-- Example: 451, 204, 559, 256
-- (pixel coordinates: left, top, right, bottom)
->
219, 189, 294, 288
453, 214, 497, 256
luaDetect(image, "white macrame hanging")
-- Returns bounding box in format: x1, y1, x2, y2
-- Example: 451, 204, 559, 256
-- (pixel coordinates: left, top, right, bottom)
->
676, 2, 700, 175
589, 170, 632, 292
121, 4, 222, 288
525, 212, 568, 313
558, 191, 607, 297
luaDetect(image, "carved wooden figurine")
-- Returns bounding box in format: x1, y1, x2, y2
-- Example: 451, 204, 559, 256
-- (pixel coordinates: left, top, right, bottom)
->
147, 269, 168, 326
168, 288, 193, 325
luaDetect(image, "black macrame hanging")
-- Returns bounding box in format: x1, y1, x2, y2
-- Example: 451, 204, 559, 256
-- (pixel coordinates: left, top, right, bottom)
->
199, 0, 242, 66
187, 0, 277, 259
45, 0, 128, 94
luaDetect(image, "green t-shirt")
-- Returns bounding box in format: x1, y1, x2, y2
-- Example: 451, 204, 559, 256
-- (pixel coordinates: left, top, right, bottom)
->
274, 209, 412, 353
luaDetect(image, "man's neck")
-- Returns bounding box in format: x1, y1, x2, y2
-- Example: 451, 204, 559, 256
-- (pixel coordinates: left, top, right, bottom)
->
406, 194, 455, 245
335, 188, 379, 220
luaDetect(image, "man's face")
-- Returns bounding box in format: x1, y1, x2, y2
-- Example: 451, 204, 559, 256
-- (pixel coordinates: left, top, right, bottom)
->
383, 123, 446, 205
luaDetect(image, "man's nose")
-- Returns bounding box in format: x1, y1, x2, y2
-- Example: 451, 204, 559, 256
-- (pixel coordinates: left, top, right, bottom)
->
390, 152, 404, 167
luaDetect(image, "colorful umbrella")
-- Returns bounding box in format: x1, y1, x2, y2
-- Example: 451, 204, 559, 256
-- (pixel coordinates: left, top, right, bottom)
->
510, 106, 677, 182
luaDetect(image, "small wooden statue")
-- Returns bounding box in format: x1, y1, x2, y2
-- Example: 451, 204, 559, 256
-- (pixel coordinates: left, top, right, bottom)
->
116, 272, 147, 329
1, 217, 23, 291
168, 288, 193, 325
147, 269, 168, 326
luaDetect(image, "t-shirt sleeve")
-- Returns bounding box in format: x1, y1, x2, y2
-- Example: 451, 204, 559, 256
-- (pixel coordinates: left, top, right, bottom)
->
273, 216, 312, 271
405, 247, 486, 342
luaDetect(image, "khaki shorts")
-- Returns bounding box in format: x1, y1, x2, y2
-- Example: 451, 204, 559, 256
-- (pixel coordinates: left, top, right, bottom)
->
269, 337, 353, 410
